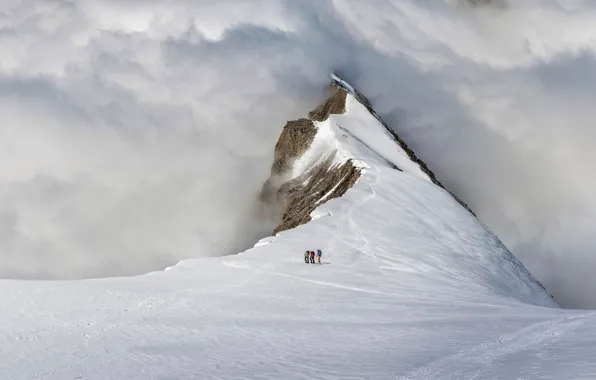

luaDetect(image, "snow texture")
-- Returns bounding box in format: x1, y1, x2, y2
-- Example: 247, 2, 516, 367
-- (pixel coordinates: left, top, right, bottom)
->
2, 82, 595, 380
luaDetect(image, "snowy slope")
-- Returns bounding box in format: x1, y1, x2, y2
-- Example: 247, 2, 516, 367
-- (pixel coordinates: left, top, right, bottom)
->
2, 82, 596, 380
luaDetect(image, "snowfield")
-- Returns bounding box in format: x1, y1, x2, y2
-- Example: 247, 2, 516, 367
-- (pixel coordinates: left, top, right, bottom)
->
2, 85, 596, 380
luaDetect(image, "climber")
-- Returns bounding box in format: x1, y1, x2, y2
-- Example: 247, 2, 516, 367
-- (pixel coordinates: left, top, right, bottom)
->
310, 251, 316, 264
316, 249, 322, 263
304, 250, 310, 264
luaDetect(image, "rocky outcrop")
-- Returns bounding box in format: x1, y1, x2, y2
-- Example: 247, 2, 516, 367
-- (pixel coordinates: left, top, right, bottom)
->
262, 78, 476, 236
271, 118, 317, 175
261, 83, 360, 235
273, 153, 361, 235
308, 83, 347, 122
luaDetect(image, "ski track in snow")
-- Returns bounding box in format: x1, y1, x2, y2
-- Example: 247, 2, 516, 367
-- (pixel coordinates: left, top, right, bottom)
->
224, 136, 398, 297
399, 312, 596, 380
335, 164, 380, 263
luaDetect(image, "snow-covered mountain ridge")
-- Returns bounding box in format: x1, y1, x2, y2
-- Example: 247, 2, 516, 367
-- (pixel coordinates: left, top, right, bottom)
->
259, 75, 553, 307
261, 74, 477, 239
2, 77, 596, 379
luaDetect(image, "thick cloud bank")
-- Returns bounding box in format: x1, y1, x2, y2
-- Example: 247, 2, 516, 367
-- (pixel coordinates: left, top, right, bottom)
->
2, 0, 596, 308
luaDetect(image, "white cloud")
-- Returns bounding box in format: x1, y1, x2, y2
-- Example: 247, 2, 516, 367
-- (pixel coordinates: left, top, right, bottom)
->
2, 0, 596, 308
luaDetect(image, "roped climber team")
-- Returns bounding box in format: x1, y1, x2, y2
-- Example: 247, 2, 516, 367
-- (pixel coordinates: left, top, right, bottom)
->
304, 249, 323, 264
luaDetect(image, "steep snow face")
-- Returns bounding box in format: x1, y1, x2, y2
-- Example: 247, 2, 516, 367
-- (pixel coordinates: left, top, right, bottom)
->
5, 80, 596, 380
279, 81, 554, 308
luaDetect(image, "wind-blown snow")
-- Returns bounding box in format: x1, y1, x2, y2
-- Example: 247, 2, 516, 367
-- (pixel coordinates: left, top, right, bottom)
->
2, 0, 596, 304
3, 87, 596, 380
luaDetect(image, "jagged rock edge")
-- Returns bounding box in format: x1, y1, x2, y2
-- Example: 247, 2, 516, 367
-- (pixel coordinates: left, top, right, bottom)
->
261, 83, 362, 235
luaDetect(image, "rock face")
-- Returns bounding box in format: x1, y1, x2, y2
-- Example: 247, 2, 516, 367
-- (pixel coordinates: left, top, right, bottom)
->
308, 83, 347, 122
262, 78, 475, 236
272, 155, 361, 235
261, 83, 361, 235
271, 118, 317, 175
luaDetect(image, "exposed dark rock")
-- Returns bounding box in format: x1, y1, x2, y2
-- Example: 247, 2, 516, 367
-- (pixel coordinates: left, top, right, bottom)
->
271, 118, 317, 175
261, 82, 362, 235
308, 83, 347, 122
273, 154, 361, 235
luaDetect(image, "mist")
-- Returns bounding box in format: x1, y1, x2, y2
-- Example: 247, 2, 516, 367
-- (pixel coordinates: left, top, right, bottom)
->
2, 0, 596, 307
